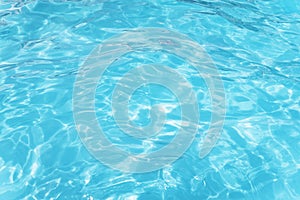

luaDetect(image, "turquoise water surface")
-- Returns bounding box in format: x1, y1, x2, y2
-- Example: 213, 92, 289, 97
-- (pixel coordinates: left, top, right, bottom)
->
0, 0, 300, 199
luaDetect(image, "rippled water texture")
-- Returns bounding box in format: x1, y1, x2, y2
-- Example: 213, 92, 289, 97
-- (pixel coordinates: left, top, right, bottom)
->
0, 0, 300, 199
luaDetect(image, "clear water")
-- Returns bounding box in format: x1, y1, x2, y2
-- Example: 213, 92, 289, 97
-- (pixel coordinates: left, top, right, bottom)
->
0, 0, 300, 199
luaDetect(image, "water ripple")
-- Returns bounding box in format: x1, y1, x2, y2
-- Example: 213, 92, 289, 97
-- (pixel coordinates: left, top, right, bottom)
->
0, 0, 299, 199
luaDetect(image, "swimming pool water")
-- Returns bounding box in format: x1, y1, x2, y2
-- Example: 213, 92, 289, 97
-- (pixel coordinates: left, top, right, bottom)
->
0, 0, 300, 199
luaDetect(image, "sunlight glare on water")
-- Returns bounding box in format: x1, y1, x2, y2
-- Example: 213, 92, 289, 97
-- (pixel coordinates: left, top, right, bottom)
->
0, 0, 299, 199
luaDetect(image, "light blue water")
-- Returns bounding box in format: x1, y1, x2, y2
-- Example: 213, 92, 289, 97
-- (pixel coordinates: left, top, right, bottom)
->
0, 0, 300, 199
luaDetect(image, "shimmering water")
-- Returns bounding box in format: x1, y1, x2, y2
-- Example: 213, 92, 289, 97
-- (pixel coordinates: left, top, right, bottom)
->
0, 0, 300, 199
